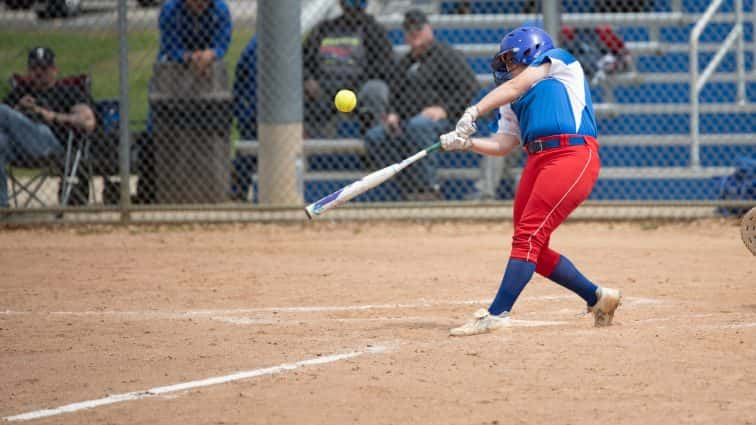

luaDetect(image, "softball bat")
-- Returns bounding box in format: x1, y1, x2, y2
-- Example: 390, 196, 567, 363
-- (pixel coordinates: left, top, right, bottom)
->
304, 142, 442, 219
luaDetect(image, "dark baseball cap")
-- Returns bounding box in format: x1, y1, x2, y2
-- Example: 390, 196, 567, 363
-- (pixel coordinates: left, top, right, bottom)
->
403, 9, 428, 32
28, 46, 55, 68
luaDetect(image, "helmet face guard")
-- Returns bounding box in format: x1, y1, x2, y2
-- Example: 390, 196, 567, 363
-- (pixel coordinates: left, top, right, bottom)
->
490, 26, 554, 85
490, 52, 513, 85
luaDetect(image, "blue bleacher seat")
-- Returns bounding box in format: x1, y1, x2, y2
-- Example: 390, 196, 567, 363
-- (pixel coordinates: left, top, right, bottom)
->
613, 82, 756, 104
661, 22, 754, 43
636, 52, 754, 73
591, 178, 723, 200
599, 112, 756, 135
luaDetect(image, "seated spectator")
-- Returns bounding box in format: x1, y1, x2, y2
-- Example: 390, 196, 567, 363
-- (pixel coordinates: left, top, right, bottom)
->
364, 10, 480, 201
1, 47, 96, 208
518, 18, 634, 86
303, 0, 394, 137
560, 25, 634, 86
137, 0, 233, 204
230, 36, 257, 201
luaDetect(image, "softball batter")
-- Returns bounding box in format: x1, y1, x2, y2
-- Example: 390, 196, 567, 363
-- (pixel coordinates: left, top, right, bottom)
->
441, 26, 622, 336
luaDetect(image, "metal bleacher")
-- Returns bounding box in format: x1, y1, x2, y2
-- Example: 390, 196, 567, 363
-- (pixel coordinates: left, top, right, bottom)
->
236, 0, 756, 202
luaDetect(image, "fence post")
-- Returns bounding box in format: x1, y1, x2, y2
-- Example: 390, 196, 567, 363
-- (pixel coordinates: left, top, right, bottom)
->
257, 0, 304, 205
542, 0, 561, 47
117, 0, 131, 222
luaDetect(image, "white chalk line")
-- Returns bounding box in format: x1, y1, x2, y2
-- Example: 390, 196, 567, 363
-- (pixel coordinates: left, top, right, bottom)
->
213, 315, 569, 328
509, 319, 568, 327
0, 296, 664, 318
698, 322, 756, 330
0, 299, 490, 317
2, 343, 394, 423
212, 315, 452, 326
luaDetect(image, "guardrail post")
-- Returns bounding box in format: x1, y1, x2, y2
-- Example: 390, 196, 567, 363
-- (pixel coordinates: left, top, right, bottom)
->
258, 0, 304, 205
117, 0, 131, 222
542, 0, 561, 47
689, 0, 744, 169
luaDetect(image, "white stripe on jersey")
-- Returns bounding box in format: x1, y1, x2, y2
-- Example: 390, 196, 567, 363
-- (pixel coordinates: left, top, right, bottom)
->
495, 104, 521, 139
543, 55, 588, 133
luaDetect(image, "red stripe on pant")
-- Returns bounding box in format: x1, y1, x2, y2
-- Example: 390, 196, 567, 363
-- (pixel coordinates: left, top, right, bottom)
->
511, 136, 601, 277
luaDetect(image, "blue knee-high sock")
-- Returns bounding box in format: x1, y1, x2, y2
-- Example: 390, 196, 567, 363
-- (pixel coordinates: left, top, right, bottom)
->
548, 255, 598, 306
488, 258, 536, 315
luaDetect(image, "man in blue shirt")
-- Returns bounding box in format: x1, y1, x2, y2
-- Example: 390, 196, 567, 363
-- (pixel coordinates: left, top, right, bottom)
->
136, 0, 232, 204
157, 0, 232, 76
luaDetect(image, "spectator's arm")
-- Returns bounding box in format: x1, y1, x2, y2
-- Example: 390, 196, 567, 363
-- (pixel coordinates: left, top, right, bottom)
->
387, 61, 408, 118
36, 103, 96, 133
444, 49, 482, 119
158, 3, 186, 62
366, 22, 395, 81
211, 2, 232, 60
232, 63, 249, 120
61, 103, 97, 133
302, 24, 324, 81
233, 48, 256, 121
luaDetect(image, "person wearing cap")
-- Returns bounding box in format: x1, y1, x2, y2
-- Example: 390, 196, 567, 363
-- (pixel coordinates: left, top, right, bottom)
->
363, 9, 480, 201
0, 47, 96, 208
302, 0, 394, 137
157, 0, 232, 78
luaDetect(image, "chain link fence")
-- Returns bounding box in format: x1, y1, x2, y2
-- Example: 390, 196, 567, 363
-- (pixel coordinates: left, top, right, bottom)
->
0, 0, 754, 224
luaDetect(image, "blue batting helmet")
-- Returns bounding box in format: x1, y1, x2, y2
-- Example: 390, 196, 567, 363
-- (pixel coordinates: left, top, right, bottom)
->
490, 26, 554, 84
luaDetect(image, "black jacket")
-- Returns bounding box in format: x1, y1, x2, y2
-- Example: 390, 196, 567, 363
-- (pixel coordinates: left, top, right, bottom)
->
4, 82, 92, 144
390, 40, 480, 121
303, 11, 394, 93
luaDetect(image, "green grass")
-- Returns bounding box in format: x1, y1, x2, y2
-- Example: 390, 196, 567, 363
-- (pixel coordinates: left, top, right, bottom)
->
0, 29, 254, 137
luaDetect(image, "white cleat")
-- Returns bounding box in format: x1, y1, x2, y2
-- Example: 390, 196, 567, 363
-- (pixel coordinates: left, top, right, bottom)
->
449, 308, 511, 336
589, 287, 622, 327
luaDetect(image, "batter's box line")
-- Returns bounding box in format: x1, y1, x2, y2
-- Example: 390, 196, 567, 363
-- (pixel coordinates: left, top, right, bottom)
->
211, 315, 570, 328
2, 341, 399, 423
0, 296, 668, 319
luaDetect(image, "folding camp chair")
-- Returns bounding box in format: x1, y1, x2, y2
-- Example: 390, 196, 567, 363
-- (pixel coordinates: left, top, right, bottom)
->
6, 74, 94, 208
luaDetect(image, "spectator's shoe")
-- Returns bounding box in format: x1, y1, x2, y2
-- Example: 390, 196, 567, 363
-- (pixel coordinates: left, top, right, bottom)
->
450, 309, 511, 336
463, 190, 495, 202
404, 188, 443, 202
589, 287, 622, 327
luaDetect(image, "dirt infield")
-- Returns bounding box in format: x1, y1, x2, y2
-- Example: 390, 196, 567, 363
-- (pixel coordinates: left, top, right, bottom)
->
1, 220, 755, 424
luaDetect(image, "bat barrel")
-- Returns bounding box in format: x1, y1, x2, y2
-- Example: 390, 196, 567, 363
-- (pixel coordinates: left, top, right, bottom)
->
303, 142, 440, 219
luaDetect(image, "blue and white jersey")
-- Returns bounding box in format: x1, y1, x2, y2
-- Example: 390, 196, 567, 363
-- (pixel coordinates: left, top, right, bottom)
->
494, 48, 598, 145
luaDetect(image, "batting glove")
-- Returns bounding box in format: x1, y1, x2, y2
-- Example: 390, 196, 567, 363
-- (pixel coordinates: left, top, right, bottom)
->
456, 105, 479, 138
440, 130, 472, 151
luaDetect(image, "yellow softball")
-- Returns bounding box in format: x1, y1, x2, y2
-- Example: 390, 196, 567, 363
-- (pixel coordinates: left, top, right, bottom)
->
334, 89, 357, 113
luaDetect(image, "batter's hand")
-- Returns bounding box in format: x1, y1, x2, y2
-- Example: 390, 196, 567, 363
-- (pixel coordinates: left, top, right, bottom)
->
455, 105, 479, 138
440, 130, 472, 151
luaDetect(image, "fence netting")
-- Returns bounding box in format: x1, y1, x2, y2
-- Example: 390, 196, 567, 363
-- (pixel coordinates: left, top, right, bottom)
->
0, 0, 753, 223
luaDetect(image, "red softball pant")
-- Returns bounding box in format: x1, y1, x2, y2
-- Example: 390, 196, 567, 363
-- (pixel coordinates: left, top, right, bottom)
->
511, 136, 601, 277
